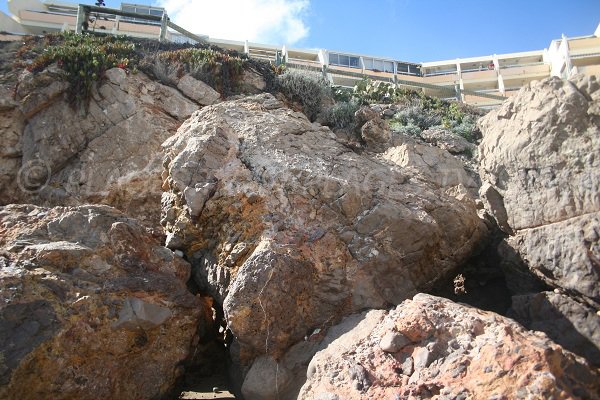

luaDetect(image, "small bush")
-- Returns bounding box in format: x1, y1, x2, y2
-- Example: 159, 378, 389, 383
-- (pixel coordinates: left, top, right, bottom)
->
392, 106, 442, 131
276, 70, 330, 121
451, 119, 478, 143
27, 32, 137, 110
332, 86, 353, 103
323, 100, 360, 129
391, 123, 421, 137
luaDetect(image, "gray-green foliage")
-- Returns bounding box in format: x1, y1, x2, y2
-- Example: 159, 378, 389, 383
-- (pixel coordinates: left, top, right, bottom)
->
323, 100, 360, 129
391, 123, 422, 137
276, 70, 330, 121
392, 106, 442, 131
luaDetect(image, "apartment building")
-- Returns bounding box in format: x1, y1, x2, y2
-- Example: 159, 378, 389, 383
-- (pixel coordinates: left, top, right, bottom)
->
2, 0, 600, 107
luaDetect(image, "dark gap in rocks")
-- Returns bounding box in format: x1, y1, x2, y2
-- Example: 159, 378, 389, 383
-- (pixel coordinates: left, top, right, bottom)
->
166, 261, 237, 399
430, 223, 513, 316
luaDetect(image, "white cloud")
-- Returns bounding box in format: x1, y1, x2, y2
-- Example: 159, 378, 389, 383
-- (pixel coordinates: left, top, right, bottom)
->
156, 0, 310, 45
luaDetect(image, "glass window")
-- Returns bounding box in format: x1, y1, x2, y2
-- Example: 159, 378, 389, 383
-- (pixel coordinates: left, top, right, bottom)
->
150, 9, 163, 16
135, 7, 150, 14
373, 59, 384, 71
122, 6, 135, 13
329, 53, 339, 65
398, 63, 409, 73
349, 57, 360, 68
383, 61, 394, 72
363, 58, 373, 70
339, 55, 350, 66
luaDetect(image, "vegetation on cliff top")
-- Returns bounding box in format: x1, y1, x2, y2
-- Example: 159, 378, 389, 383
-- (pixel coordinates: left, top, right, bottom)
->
13, 32, 483, 143
16, 32, 275, 109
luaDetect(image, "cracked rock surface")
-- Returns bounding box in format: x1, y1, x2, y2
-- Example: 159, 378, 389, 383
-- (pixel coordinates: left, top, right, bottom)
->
0, 67, 201, 228
160, 93, 487, 377
0, 204, 208, 400
299, 294, 600, 400
478, 74, 600, 365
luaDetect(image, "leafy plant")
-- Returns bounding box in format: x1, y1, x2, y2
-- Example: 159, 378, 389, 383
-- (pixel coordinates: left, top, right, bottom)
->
155, 47, 246, 94
323, 100, 360, 129
27, 32, 136, 110
276, 69, 330, 121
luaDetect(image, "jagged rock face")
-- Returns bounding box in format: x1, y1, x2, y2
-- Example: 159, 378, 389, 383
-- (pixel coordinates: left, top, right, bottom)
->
299, 294, 600, 400
0, 67, 201, 228
510, 291, 600, 365
479, 75, 599, 233
421, 126, 476, 155
160, 93, 487, 365
0, 204, 207, 400
478, 75, 600, 365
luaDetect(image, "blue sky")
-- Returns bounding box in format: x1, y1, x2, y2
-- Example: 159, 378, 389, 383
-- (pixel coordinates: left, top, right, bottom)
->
2, 0, 599, 61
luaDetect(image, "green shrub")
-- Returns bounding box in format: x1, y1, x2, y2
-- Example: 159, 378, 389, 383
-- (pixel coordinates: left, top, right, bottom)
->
451, 117, 479, 143
155, 48, 246, 95
351, 78, 424, 105
28, 32, 136, 110
323, 100, 360, 129
392, 105, 442, 131
332, 86, 353, 103
391, 123, 421, 137
276, 70, 330, 121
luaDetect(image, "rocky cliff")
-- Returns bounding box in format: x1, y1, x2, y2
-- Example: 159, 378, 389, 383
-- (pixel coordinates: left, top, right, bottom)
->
479, 74, 600, 366
0, 35, 599, 400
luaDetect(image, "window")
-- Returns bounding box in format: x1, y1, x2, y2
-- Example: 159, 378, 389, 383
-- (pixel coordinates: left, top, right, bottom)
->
383, 61, 394, 73
329, 53, 338, 65
329, 53, 360, 69
121, 3, 164, 24
398, 63, 409, 73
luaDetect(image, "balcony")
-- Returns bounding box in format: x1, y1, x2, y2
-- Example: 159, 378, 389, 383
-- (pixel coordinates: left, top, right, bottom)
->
463, 92, 504, 106
568, 37, 600, 57
422, 72, 459, 85
19, 9, 77, 26
117, 21, 159, 35
572, 64, 600, 76
500, 63, 549, 78
364, 69, 395, 81
286, 58, 322, 72
461, 69, 497, 83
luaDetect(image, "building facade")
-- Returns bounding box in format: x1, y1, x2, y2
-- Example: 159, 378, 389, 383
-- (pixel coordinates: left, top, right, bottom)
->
2, 0, 600, 107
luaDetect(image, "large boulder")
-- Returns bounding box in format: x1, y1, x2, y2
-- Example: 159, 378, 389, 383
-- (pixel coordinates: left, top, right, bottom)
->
0, 67, 200, 228
160, 94, 487, 375
299, 294, 600, 399
0, 204, 207, 400
382, 139, 478, 190
478, 75, 600, 364
479, 75, 599, 233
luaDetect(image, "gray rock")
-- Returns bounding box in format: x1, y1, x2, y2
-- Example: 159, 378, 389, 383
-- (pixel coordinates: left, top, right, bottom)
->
0, 204, 203, 400
421, 127, 475, 154
113, 297, 173, 330
160, 93, 487, 365
478, 75, 600, 367
177, 74, 221, 106
510, 291, 600, 366
383, 141, 478, 189
1, 68, 199, 228
379, 331, 410, 353
479, 75, 600, 233
298, 294, 600, 399
241, 356, 293, 400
